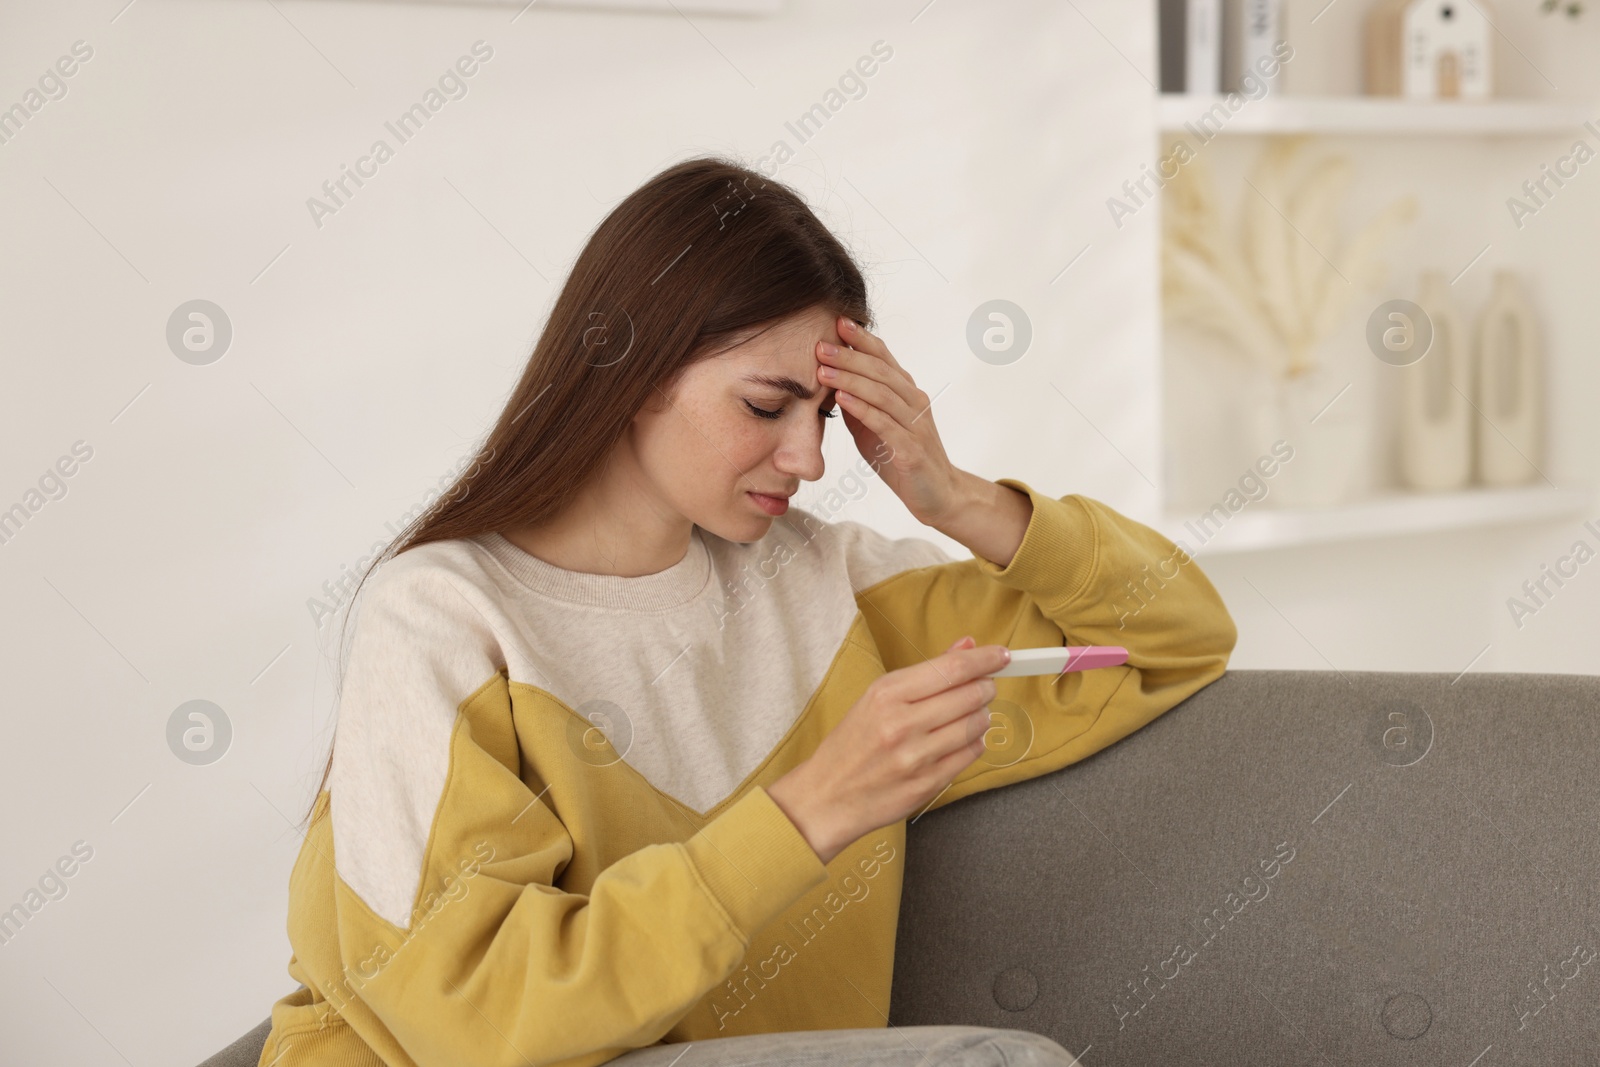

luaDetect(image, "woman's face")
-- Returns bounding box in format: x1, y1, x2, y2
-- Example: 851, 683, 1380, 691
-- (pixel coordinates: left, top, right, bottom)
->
630, 305, 845, 543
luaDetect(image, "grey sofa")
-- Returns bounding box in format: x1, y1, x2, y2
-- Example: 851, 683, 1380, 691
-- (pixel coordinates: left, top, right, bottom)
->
200, 669, 1600, 1066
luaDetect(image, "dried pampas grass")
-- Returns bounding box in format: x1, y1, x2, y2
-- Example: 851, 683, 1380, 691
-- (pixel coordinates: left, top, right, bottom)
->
1162, 135, 1417, 380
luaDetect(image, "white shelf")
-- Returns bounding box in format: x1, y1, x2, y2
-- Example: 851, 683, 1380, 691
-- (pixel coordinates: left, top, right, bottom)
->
1157, 94, 1599, 135
1159, 485, 1593, 556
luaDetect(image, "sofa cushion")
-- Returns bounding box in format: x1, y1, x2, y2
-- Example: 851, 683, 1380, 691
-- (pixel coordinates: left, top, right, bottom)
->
196, 1016, 273, 1067
891, 669, 1600, 1065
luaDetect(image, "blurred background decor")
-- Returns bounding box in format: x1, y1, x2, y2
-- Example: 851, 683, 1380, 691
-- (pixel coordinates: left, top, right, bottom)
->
1541, 0, 1585, 18
1162, 135, 1416, 506
1156, 0, 1596, 573
1363, 0, 1495, 99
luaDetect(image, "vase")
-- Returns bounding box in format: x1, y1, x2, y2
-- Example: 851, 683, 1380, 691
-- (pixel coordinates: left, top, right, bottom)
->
1248, 367, 1368, 509
1474, 269, 1544, 486
1395, 270, 1473, 491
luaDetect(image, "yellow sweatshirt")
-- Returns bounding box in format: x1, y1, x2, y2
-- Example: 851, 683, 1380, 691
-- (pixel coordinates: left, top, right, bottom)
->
259, 478, 1236, 1067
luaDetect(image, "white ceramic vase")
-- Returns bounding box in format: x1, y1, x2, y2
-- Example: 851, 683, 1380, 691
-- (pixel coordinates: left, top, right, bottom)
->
1396, 270, 1473, 491
1474, 270, 1544, 486
1249, 367, 1368, 509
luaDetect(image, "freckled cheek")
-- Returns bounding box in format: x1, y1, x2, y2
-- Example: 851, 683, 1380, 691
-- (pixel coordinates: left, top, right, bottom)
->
722, 425, 777, 473
682, 406, 772, 485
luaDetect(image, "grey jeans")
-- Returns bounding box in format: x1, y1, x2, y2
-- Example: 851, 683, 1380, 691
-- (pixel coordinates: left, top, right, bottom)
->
603, 1026, 1081, 1067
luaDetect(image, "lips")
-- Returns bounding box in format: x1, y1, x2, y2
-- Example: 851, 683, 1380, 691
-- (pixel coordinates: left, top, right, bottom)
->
748, 491, 792, 516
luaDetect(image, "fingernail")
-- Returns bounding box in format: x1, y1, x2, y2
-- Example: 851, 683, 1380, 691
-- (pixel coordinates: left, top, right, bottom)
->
841, 318, 855, 333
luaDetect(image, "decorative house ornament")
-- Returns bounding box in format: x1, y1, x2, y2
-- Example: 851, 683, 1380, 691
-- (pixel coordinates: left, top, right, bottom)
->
1364, 0, 1494, 99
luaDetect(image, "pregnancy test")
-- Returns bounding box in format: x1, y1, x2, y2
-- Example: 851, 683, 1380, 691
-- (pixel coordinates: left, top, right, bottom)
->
987, 646, 1129, 677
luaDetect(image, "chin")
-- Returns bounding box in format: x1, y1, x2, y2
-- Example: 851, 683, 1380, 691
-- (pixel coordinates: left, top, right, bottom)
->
708, 517, 773, 545
696, 505, 775, 545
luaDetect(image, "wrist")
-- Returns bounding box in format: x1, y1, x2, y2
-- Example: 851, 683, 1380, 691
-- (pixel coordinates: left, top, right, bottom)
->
767, 767, 847, 865
926, 468, 983, 531
930, 473, 1033, 568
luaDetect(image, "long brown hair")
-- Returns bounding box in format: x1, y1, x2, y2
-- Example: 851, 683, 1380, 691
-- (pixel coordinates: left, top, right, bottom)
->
301, 156, 873, 826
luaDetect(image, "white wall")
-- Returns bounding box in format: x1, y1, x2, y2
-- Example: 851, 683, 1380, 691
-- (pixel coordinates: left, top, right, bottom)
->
0, 0, 1159, 1062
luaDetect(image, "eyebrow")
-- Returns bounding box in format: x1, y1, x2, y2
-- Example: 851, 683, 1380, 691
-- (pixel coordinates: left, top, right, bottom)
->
742, 372, 834, 403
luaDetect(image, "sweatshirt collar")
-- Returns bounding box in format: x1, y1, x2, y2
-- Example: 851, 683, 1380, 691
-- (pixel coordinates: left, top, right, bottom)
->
476, 527, 712, 611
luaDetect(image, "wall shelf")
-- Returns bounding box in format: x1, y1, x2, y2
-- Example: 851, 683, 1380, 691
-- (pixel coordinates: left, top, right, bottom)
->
1159, 485, 1593, 556
1157, 94, 1600, 135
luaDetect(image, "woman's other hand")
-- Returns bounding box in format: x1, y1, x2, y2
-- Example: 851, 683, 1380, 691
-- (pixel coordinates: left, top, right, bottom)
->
816, 315, 966, 528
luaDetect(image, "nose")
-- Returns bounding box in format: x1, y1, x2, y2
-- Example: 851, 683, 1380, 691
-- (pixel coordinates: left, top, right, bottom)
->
772, 409, 827, 484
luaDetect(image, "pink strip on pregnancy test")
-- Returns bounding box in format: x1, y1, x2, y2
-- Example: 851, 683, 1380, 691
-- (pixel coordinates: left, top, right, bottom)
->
987, 646, 1129, 677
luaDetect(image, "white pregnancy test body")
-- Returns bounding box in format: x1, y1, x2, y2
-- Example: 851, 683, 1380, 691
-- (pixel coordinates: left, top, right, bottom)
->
987, 646, 1129, 677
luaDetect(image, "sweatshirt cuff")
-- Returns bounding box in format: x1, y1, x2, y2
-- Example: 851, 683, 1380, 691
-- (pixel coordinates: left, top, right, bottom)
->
681, 786, 829, 942
972, 478, 1099, 614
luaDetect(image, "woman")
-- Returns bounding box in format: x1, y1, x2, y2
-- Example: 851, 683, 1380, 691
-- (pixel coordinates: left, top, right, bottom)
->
260, 156, 1237, 1067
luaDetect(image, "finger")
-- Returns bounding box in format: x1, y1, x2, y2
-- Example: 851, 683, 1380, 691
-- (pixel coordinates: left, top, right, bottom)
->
833, 389, 906, 448
884, 644, 1009, 702
929, 711, 993, 778
824, 366, 918, 428
840, 316, 907, 375
923, 701, 995, 766
822, 336, 920, 412
907, 674, 995, 734
824, 350, 932, 439
902, 688, 994, 771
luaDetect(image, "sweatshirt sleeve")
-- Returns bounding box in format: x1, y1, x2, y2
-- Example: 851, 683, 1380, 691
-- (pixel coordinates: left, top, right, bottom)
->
843, 477, 1237, 812
322, 557, 829, 1067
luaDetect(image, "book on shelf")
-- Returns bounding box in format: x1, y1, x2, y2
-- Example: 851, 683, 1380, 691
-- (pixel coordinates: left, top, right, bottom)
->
1160, 0, 1283, 96
1222, 0, 1284, 94
1159, 0, 1220, 94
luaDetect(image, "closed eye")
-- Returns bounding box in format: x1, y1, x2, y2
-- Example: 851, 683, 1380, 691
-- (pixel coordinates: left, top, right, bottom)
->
746, 400, 838, 421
